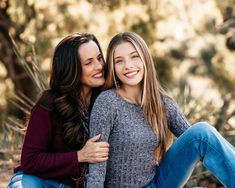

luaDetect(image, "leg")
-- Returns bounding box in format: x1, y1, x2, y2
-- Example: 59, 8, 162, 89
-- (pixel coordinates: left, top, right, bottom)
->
8, 170, 74, 188
154, 122, 235, 188
21, 173, 49, 188
8, 171, 24, 188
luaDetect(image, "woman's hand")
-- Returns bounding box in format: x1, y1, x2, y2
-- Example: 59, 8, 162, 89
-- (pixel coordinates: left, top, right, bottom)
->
77, 134, 109, 163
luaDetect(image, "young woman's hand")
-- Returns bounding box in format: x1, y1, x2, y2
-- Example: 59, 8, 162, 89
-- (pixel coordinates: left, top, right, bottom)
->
77, 134, 109, 163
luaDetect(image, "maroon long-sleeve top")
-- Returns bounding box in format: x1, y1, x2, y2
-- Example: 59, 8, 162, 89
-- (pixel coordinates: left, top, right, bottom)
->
14, 93, 82, 187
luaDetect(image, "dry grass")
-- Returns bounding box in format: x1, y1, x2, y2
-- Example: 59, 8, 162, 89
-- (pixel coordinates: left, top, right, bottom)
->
0, 150, 20, 188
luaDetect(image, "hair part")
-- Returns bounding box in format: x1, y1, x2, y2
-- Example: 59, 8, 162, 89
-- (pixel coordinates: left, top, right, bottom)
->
104, 32, 172, 161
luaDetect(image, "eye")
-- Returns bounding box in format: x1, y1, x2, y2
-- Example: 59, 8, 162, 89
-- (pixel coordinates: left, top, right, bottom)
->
84, 61, 92, 66
114, 60, 122, 64
97, 55, 103, 62
131, 54, 140, 59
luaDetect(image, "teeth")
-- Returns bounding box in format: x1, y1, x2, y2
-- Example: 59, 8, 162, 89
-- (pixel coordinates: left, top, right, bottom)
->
94, 73, 103, 78
125, 71, 138, 77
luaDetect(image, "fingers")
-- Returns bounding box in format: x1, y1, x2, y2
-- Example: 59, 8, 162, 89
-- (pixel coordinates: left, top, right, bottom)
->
81, 136, 110, 163
87, 134, 110, 148
87, 153, 109, 163
100, 147, 109, 153
93, 152, 108, 158
90, 155, 109, 163
95, 142, 110, 148
91, 146, 109, 156
88, 134, 101, 142
87, 146, 109, 162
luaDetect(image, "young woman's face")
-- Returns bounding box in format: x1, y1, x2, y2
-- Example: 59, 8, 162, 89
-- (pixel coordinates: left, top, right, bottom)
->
79, 41, 105, 89
113, 42, 144, 88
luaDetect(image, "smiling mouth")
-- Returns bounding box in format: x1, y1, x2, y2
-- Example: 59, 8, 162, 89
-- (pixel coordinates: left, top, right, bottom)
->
93, 72, 103, 78
124, 71, 139, 78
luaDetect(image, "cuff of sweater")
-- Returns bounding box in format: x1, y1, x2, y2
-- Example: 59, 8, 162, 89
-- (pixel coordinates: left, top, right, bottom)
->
72, 151, 81, 176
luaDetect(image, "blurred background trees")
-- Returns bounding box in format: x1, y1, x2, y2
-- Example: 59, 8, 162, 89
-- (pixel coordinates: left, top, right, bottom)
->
0, 0, 235, 187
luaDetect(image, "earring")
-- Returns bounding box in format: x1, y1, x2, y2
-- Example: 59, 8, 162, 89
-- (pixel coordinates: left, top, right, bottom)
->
115, 80, 120, 88
114, 76, 120, 88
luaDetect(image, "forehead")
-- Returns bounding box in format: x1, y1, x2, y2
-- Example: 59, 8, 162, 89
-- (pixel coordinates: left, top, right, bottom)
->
114, 42, 137, 57
78, 40, 100, 60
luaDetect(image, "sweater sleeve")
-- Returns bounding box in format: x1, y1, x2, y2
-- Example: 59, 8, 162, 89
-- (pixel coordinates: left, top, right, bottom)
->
20, 106, 80, 178
163, 96, 190, 137
86, 93, 115, 188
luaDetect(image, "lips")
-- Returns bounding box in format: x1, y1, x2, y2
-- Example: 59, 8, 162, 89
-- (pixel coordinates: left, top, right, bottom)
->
93, 72, 103, 78
124, 70, 139, 78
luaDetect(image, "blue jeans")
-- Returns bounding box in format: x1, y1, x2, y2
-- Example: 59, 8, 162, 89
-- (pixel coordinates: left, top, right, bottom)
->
146, 122, 235, 188
7, 170, 74, 188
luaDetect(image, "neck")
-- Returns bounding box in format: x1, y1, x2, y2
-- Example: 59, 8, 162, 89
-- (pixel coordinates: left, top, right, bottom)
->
117, 84, 142, 105
81, 86, 92, 106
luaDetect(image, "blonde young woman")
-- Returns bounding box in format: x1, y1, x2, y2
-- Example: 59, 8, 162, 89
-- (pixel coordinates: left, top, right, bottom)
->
86, 32, 235, 188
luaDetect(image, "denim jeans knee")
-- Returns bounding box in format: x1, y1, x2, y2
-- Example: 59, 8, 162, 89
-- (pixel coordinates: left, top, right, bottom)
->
151, 121, 235, 188
8, 171, 23, 188
185, 121, 217, 139
21, 173, 46, 188
8, 170, 74, 188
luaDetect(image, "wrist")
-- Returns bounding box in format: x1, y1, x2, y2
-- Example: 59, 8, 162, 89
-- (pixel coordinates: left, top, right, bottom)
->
77, 150, 85, 162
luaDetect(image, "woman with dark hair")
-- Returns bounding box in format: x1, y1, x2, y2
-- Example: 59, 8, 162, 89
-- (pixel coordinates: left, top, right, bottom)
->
7, 33, 109, 188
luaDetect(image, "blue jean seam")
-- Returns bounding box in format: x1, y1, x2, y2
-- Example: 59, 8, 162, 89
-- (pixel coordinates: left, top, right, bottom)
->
158, 138, 199, 186
201, 139, 235, 177
158, 137, 234, 187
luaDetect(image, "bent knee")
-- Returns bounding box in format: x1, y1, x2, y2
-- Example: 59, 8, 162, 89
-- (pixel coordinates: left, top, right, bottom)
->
193, 121, 216, 131
187, 121, 217, 137
8, 172, 23, 188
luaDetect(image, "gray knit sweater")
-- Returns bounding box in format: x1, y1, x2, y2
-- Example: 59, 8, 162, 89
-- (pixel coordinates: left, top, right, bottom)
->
86, 89, 190, 188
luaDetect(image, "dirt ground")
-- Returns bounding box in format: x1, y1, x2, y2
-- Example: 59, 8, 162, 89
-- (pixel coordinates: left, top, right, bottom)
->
0, 150, 20, 188
0, 159, 13, 188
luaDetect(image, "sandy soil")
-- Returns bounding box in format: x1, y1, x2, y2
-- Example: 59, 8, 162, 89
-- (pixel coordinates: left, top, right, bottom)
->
0, 159, 13, 188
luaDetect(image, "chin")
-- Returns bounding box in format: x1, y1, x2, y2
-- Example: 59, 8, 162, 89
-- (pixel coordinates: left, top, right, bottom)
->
92, 80, 105, 88
124, 80, 142, 86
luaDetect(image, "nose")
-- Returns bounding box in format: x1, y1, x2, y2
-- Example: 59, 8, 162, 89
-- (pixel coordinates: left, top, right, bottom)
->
124, 58, 134, 69
95, 59, 104, 70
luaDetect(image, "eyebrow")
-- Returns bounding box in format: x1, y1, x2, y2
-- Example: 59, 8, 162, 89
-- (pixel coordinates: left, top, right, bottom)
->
130, 51, 138, 55
114, 50, 138, 60
83, 54, 101, 63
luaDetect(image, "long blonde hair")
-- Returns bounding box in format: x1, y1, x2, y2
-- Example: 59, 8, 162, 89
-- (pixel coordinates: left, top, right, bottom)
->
104, 32, 172, 161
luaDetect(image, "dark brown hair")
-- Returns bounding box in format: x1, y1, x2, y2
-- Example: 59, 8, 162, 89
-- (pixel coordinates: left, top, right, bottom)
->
47, 33, 104, 150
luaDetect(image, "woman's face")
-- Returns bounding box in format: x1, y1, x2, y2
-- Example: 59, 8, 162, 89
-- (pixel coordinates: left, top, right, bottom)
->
113, 42, 144, 88
79, 40, 105, 89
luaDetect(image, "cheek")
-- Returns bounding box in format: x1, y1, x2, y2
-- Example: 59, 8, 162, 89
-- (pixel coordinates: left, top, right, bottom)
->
81, 66, 92, 81
141, 65, 145, 74
114, 64, 122, 76
139, 62, 145, 73
141, 67, 145, 78
139, 63, 145, 79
